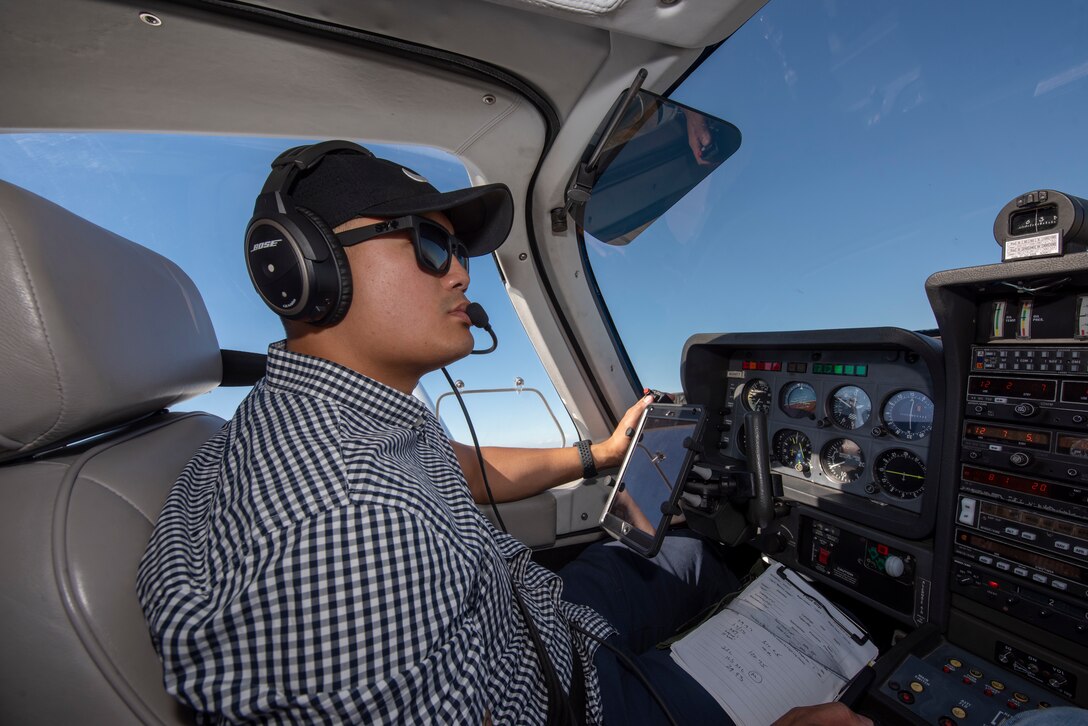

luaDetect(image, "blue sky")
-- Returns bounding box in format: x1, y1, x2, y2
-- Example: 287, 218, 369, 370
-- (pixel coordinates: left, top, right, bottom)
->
3, 0, 1088, 446
587, 0, 1088, 393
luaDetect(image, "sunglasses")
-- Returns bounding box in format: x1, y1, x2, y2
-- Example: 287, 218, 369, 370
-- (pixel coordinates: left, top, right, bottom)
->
335, 215, 470, 276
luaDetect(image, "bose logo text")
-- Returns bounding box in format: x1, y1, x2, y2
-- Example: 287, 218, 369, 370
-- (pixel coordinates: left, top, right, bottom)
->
251, 239, 282, 252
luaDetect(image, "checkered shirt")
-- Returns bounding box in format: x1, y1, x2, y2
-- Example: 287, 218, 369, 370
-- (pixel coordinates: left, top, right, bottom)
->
138, 342, 614, 724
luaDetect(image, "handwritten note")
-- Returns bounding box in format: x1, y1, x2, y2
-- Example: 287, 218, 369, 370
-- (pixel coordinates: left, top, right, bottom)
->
670, 565, 878, 726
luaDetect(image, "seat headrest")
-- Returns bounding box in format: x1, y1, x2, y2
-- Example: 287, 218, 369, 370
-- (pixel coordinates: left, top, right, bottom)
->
0, 180, 222, 463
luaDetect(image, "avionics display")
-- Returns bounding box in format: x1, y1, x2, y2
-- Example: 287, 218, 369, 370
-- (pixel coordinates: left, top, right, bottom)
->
957, 531, 1083, 580
1056, 434, 1088, 458
981, 501, 1088, 539
967, 376, 1056, 400
963, 423, 1050, 450
1061, 380, 1088, 404
962, 465, 1088, 507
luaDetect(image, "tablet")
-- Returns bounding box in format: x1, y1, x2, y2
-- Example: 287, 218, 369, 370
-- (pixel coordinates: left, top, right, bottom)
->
600, 403, 706, 557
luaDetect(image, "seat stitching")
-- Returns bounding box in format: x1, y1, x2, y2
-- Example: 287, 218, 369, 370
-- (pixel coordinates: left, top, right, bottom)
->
0, 199, 68, 448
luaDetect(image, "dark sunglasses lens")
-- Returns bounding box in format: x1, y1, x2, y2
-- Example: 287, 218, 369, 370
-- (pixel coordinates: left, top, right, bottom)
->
454, 244, 470, 273
417, 225, 451, 273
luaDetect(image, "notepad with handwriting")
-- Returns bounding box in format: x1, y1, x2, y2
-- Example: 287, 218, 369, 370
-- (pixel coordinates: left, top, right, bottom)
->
670, 564, 878, 726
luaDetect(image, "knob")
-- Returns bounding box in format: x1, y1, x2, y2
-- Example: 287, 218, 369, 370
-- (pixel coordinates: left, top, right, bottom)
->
884, 555, 906, 578
1009, 452, 1032, 467
1013, 402, 1037, 417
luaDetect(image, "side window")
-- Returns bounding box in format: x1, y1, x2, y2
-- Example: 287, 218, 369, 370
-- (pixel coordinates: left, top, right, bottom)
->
0, 133, 576, 447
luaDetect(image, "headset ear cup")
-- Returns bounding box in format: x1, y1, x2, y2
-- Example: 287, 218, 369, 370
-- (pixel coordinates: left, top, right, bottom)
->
296, 206, 354, 326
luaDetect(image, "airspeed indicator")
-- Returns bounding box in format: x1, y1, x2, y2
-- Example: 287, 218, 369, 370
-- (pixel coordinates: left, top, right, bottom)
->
742, 378, 771, 412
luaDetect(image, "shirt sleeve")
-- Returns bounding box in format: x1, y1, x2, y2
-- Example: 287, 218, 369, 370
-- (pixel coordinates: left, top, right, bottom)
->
180, 503, 492, 724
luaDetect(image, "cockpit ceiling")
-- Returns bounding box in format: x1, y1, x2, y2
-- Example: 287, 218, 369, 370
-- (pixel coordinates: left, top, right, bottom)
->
0, 0, 765, 144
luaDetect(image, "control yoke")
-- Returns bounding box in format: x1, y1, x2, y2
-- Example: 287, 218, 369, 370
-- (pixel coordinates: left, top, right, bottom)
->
680, 410, 781, 544
744, 411, 776, 530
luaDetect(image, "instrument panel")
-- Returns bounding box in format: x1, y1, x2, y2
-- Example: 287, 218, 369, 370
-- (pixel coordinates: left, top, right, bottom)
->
682, 328, 944, 539
721, 350, 935, 514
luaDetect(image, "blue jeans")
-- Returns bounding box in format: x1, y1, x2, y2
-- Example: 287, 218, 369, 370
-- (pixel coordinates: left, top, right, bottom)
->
1004, 708, 1088, 725
559, 531, 741, 725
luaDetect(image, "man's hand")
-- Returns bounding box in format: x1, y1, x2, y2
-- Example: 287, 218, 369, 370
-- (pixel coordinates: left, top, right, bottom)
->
772, 703, 873, 726
591, 394, 654, 470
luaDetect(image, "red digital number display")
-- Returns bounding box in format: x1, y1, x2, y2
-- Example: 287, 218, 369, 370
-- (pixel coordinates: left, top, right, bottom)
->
968, 376, 1056, 400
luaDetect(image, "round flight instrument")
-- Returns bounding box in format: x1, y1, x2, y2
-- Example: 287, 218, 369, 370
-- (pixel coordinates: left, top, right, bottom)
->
742, 378, 772, 412
881, 390, 934, 440
874, 448, 926, 499
820, 438, 865, 484
828, 385, 872, 430
780, 382, 818, 418
773, 429, 812, 474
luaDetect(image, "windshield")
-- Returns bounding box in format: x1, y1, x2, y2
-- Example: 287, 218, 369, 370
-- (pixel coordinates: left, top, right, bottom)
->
585, 0, 1088, 394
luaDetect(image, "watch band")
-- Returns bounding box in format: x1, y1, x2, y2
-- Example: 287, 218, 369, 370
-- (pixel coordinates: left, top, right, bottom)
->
574, 439, 597, 479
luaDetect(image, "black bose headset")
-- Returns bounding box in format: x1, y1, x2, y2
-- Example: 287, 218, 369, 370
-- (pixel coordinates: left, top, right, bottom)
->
244, 140, 373, 326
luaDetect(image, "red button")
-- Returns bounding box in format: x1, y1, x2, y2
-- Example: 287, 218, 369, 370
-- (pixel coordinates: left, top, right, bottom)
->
1007, 700, 1020, 710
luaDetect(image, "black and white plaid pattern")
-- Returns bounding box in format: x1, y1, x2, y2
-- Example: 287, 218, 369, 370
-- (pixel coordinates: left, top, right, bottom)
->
138, 342, 614, 724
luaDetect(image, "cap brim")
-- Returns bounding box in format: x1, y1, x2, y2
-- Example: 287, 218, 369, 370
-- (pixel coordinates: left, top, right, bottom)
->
363, 183, 513, 257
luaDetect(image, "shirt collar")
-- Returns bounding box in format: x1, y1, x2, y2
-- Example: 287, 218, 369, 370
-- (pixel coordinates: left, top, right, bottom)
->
263, 341, 432, 430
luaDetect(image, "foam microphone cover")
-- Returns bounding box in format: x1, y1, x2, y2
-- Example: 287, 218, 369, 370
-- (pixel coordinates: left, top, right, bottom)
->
466, 302, 490, 329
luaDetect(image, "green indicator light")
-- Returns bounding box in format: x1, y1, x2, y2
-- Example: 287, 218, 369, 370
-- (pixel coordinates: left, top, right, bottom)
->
844, 365, 855, 375
833, 364, 843, 374
856, 365, 868, 376
817, 364, 828, 374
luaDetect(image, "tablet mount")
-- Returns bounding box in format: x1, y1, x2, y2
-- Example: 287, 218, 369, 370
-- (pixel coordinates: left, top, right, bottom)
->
680, 410, 784, 546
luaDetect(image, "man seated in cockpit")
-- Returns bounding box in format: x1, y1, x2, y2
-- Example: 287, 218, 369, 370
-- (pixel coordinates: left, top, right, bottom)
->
137, 142, 873, 725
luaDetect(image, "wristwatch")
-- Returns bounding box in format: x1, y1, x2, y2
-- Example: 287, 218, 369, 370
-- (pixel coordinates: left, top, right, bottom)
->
574, 439, 597, 479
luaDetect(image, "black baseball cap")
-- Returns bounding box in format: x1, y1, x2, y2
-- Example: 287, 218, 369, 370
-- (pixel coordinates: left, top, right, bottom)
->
289, 146, 514, 257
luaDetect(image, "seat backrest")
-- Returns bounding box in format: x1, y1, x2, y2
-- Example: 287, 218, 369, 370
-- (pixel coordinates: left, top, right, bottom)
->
0, 180, 225, 724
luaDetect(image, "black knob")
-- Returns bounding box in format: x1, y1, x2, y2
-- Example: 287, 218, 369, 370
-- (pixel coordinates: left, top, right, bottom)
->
1014, 402, 1037, 417
1009, 452, 1032, 467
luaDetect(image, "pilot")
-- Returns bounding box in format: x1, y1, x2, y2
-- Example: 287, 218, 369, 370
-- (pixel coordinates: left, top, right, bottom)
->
137, 143, 871, 725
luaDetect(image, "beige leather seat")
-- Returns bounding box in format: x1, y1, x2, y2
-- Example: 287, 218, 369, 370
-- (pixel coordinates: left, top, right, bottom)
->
0, 180, 224, 723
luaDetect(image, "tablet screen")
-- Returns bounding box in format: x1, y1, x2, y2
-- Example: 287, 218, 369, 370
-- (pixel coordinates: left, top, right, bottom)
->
601, 404, 705, 556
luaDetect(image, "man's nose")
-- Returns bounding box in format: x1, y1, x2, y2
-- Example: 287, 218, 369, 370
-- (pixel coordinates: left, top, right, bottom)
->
447, 255, 470, 289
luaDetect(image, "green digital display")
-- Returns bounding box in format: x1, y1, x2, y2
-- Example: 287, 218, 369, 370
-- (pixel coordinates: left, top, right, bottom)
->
812, 363, 868, 377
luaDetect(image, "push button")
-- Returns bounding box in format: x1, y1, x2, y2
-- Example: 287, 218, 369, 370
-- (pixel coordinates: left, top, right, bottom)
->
951, 706, 968, 719
910, 681, 924, 693
898, 690, 915, 705
948, 658, 963, 668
